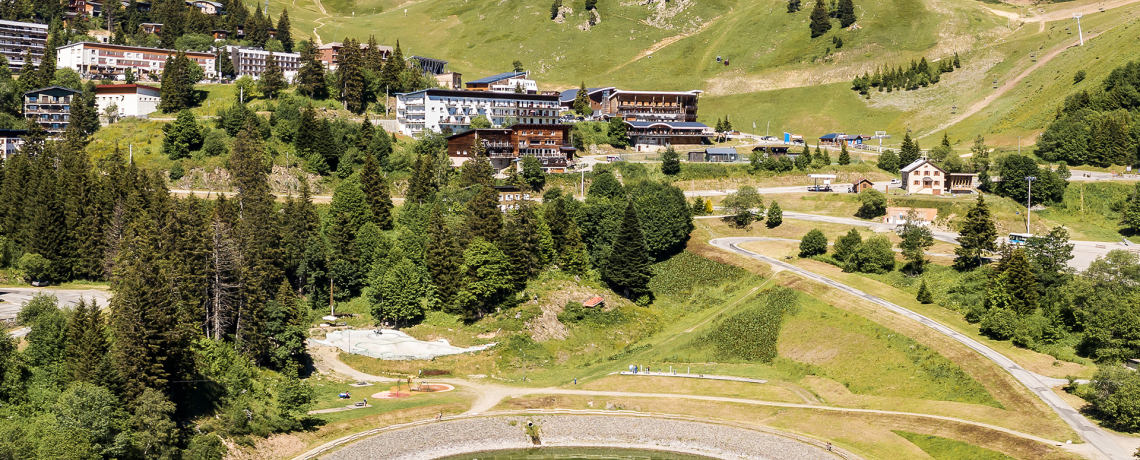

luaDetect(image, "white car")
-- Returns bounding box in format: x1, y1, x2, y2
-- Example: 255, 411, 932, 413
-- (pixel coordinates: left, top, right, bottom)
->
890, 179, 901, 185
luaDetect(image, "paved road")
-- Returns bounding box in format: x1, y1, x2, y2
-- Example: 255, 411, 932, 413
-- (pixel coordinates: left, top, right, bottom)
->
1, 287, 111, 323
709, 237, 1132, 460
1069, 170, 1140, 182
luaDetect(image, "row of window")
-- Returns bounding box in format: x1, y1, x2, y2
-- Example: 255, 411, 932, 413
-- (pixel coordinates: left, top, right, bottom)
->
913, 180, 941, 186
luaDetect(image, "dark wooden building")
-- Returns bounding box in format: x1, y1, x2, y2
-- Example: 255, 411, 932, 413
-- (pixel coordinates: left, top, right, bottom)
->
446, 124, 576, 173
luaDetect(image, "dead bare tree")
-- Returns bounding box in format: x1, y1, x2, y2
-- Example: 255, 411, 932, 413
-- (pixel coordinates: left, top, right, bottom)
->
205, 215, 241, 341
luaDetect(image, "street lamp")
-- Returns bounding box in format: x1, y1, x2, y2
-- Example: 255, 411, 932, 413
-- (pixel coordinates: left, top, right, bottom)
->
1074, 13, 1085, 46
1026, 176, 1036, 233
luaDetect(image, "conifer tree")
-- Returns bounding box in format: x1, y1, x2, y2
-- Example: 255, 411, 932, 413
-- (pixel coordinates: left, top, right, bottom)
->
661, 146, 681, 175
296, 42, 327, 99
1005, 248, 1038, 315
246, 7, 269, 47
380, 40, 405, 94
368, 127, 394, 169
426, 204, 461, 308
766, 201, 783, 228
111, 217, 175, 402
572, 81, 592, 115
466, 186, 503, 243
217, 48, 235, 79
809, 0, 832, 38
560, 219, 590, 275
65, 298, 109, 383
954, 194, 997, 269
543, 196, 572, 255
162, 110, 203, 160
359, 154, 393, 230
917, 278, 933, 304
837, 0, 856, 27
603, 200, 652, 300
787, 0, 802, 13
406, 155, 435, 204
276, 8, 294, 53
814, 144, 830, 165
159, 53, 193, 113
258, 52, 286, 99
838, 142, 851, 165
358, 116, 375, 150
363, 36, 383, 72
338, 38, 366, 114
549, 0, 564, 18
157, 0, 185, 48
899, 132, 921, 166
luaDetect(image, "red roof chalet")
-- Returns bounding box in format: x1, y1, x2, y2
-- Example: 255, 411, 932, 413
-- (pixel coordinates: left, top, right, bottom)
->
583, 295, 605, 308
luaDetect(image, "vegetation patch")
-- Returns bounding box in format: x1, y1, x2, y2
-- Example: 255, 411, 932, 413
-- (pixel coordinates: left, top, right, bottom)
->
648, 250, 750, 298
892, 430, 1015, 460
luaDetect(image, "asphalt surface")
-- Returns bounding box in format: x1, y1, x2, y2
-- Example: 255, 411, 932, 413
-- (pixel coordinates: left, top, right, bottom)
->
709, 237, 1133, 460
2, 287, 111, 334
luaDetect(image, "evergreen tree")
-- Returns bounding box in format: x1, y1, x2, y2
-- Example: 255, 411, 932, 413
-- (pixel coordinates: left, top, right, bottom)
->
572, 81, 593, 115
560, 218, 590, 275
276, 8, 294, 53
661, 146, 681, 175
588, 170, 624, 200
359, 155, 393, 230
157, 0, 185, 48
371, 257, 434, 326
551, 0, 562, 19
916, 278, 933, 304
65, 298, 109, 383
837, 0, 856, 27
838, 142, 851, 165
217, 48, 235, 79
158, 53, 194, 113
246, 7, 269, 48
368, 127, 395, 170
809, 0, 832, 38
258, 52, 286, 99
161, 110, 203, 160
899, 132, 921, 166
608, 116, 629, 148
521, 155, 546, 191
363, 36, 382, 72
954, 194, 997, 270
338, 38, 366, 114
425, 204, 461, 308
766, 201, 783, 228
787, 0, 802, 13
466, 186, 503, 243
1005, 248, 1039, 315
358, 116, 375, 150
1122, 184, 1140, 233
814, 144, 830, 165
603, 200, 652, 301
296, 42, 327, 99
379, 40, 405, 93
111, 217, 174, 402
898, 211, 934, 275
585, 0, 597, 9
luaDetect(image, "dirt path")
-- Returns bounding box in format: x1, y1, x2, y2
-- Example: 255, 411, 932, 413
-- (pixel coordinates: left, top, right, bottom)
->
606, 15, 723, 74
923, 31, 1095, 137
308, 347, 1072, 448
310, 0, 329, 45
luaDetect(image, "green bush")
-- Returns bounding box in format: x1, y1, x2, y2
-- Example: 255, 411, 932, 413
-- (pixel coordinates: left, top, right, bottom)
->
17, 253, 51, 282
1088, 365, 1140, 431
856, 188, 887, 218
557, 301, 587, 323
799, 229, 828, 257
843, 235, 895, 274
169, 161, 185, 180
980, 308, 1018, 340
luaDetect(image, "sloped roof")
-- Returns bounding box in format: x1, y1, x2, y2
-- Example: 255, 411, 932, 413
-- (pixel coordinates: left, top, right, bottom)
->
583, 295, 604, 308
467, 71, 527, 84
819, 133, 844, 140
24, 86, 81, 96
901, 158, 943, 173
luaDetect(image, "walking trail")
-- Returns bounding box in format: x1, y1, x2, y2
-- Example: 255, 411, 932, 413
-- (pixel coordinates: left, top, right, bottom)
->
310, 345, 1085, 454
709, 237, 1134, 460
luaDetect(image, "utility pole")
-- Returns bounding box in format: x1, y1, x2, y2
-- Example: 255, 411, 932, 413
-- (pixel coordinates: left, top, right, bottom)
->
1074, 13, 1085, 45
1026, 176, 1036, 233
766, 120, 770, 138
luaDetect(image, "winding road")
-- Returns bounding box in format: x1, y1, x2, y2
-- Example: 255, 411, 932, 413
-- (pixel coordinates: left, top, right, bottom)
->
709, 237, 1133, 460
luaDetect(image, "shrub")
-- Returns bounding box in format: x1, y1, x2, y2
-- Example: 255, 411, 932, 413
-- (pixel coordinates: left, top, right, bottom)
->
843, 235, 895, 273
833, 228, 862, 262
169, 161, 185, 180
1088, 365, 1140, 431
766, 201, 783, 228
648, 251, 748, 298
18, 253, 51, 282
980, 308, 1018, 340
1073, 70, 1086, 84
916, 278, 933, 304
856, 188, 887, 218
799, 229, 828, 257
557, 301, 587, 323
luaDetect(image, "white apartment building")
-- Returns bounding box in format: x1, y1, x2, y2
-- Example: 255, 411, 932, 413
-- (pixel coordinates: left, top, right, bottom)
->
95, 84, 161, 119
395, 89, 560, 137
55, 42, 216, 80
490, 77, 538, 94
225, 46, 300, 81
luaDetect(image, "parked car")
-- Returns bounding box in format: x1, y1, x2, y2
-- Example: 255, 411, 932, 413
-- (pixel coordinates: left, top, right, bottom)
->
31, 280, 49, 287
890, 179, 901, 185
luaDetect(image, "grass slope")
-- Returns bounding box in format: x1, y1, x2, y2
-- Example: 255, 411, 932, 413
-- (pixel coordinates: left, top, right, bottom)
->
893, 430, 1016, 460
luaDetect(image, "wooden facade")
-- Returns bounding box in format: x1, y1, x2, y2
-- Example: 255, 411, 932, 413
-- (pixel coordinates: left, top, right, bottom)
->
446, 124, 576, 173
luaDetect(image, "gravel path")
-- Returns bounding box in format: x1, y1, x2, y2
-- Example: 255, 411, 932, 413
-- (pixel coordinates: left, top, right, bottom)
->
320, 415, 847, 460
